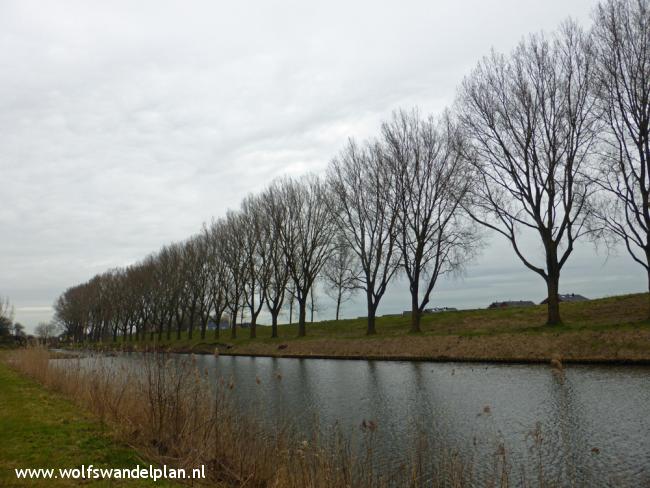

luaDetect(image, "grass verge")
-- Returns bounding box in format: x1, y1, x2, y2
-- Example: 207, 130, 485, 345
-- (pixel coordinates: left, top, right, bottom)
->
0, 358, 178, 487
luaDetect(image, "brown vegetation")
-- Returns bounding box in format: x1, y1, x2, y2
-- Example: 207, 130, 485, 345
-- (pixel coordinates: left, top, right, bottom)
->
3, 347, 580, 487
2, 348, 457, 487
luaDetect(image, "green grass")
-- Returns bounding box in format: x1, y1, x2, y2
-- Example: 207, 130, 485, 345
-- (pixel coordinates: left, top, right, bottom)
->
67, 293, 650, 362
92, 292, 650, 347
0, 361, 179, 487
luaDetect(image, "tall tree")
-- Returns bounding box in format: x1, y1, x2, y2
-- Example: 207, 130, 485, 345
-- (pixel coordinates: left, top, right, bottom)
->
204, 220, 230, 340
271, 176, 336, 337
321, 236, 358, 321
0, 296, 13, 337
383, 109, 479, 333
457, 22, 599, 325
327, 140, 398, 333
220, 211, 248, 339
259, 187, 291, 338
35, 321, 59, 342
156, 244, 185, 341
240, 195, 269, 339
591, 0, 650, 310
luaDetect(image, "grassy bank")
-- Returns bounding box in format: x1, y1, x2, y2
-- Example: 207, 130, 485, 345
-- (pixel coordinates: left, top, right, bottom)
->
0, 357, 178, 487
88, 293, 650, 363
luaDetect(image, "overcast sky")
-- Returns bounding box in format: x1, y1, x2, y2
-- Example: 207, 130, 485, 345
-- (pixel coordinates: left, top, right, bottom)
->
1, 0, 644, 332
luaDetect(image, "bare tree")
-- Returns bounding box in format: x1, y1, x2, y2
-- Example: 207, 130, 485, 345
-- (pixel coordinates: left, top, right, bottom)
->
591, 0, 650, 309
54, 284, 90, 343
191, 234, 216, 341
259, 186, 291, 337
383, 109, 479, 333
321, 237, 358, 321
156, 244, 185, 340
204, 220, 230, 340
327, 139, 399, 333
35, 321, 59, 342
240, 195, 269, 339
130, 261, 155, 341
271, 176, 336, 337
122, 267, 141, 341
220, 211, 248, 339
103, 269, 124, 342
0, 296, 13, 337
457, 22, 599, 325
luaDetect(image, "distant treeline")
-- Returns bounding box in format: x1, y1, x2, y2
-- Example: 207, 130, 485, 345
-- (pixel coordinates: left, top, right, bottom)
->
54, 0, 650, 342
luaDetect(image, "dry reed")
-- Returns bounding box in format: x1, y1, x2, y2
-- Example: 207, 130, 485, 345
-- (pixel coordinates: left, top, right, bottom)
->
3, 347, 588, 487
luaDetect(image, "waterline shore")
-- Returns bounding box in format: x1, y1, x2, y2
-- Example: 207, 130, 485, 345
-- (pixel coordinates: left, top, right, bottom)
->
80, 328, 650, 365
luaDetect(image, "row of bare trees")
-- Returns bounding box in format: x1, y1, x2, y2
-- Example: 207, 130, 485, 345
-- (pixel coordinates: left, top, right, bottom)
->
54, 0, 650, 341
54, 111, 480, 342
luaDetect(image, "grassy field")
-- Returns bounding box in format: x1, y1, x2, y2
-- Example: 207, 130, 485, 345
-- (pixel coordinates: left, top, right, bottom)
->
88, 293, 650, 363
0, 360, 179, 487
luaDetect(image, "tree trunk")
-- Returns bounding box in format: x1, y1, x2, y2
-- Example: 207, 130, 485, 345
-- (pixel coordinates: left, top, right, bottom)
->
646, 269, 650, 318
646, 265, 650, 319
214, 322, 220, 339
176, 310, 184, 340
545, 275, 561, 325
298, 299, 307, 337
410, 285, 421, 333
271, 312, 278, 338
366, 293, 377, 335
200, 320, 207, 340
367, 310, 376, 336
231, 310, 237, 339
249, 318, 256, 339
335, 289, 342, 321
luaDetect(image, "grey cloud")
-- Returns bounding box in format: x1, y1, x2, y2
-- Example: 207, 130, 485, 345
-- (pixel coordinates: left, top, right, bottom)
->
0, 0, 634, 332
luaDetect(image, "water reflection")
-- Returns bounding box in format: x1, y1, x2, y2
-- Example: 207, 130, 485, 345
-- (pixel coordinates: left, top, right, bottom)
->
61, 353, 650, 486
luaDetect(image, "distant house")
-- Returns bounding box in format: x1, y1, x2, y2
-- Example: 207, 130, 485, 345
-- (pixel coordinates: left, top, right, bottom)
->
425, 307, 458, 313
488, 300, 535, 309
402, 307, 458, 317
540, 293, 589, 305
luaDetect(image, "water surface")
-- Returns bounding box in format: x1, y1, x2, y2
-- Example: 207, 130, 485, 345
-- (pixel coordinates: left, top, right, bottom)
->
63, 353, 650, 486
